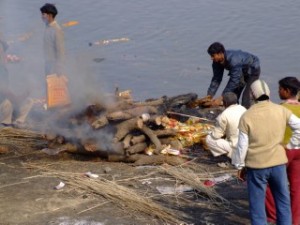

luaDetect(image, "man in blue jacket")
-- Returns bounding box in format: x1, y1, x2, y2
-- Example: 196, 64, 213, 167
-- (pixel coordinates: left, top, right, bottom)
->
206, 42, 260, 109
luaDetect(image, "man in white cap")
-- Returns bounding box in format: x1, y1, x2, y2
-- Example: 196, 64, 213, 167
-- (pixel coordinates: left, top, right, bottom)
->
232, 79, 300, 225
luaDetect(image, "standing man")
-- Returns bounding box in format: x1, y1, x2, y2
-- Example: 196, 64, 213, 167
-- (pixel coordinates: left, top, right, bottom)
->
40, 3, 65, 76
205, 92, 246, 158
232, 79, 300, 225
265, 77, 300, 225
0, 34, 9, 85
40, 3, 70, 109
0, 35, 33, 127
0, 35, 11, 126
206, 42, 260, 109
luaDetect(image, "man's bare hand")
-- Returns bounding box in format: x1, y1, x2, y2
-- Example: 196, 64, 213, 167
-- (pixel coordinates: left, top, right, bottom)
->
237, 167, 247, 181
211, 96, 223, 106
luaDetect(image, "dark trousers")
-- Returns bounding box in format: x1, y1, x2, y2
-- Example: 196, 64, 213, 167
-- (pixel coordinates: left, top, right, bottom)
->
233, 72, 260, 109
241, 74, 260, 109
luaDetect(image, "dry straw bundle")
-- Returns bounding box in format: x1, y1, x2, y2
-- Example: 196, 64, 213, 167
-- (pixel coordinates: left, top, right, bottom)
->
0, 127, 46, 150
159, 164, 229, 204
25, 163, 183, 224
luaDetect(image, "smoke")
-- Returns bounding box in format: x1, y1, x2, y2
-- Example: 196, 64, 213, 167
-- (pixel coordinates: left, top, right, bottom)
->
1, 1, 117, 153
52, 119, 116, 153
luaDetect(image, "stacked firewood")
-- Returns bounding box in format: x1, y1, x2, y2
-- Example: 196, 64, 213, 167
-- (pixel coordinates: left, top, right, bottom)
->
39, 91, 220, 164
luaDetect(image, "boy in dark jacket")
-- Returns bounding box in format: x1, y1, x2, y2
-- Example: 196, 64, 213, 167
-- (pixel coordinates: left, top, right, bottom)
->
206, 42, 260, 109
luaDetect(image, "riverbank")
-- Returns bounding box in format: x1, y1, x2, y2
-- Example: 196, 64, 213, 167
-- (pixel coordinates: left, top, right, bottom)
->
0, 145, 250, 225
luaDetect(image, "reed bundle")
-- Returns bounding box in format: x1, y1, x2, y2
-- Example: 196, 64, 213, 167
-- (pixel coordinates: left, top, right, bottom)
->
0, 127, 46, 150
24, 163, 183, 224
159, 164, 228, 204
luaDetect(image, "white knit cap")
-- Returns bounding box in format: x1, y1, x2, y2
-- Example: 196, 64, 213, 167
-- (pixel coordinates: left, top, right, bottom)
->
250, 79, 270, 99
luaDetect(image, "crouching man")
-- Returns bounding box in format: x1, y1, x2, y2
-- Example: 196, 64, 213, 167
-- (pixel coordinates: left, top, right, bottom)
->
205, 92, 246, 158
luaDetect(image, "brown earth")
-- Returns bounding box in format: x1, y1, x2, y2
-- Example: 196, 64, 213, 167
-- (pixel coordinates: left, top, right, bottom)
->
0, 145, 251, 225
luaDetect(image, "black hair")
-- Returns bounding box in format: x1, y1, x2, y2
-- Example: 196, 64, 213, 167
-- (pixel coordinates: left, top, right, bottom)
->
207, 42, 225, 56
256, 95, 270, 101
279, 76, 300, 96
222, 92, 237, 107
40, 3, 58, 18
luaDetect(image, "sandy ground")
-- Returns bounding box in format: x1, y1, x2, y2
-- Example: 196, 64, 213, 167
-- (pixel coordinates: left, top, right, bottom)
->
0, 146, 251, 225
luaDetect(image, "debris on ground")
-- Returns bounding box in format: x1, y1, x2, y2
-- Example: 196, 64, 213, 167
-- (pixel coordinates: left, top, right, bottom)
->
0, 90, 250, 225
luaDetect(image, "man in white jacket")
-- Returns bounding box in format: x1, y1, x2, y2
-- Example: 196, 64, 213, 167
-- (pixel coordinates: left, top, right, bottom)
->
205, 92, 246, 158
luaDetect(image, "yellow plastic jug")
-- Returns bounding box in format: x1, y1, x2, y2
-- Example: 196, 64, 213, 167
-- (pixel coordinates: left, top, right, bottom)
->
46, 74, 71, 108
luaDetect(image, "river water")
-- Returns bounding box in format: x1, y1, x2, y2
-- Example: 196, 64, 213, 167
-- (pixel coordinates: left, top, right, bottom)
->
1, 0, 300, 103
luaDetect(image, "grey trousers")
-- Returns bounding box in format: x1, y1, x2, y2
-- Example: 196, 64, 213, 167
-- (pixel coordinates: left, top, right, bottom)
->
0, 98, 33, 125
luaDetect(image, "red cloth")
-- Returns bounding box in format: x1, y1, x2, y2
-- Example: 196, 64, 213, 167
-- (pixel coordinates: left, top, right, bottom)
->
266, 149, 300, 225
265, 185, 276, 223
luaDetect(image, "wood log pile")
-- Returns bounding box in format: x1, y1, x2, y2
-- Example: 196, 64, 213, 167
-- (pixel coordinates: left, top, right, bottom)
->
31, 91, 222, 165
